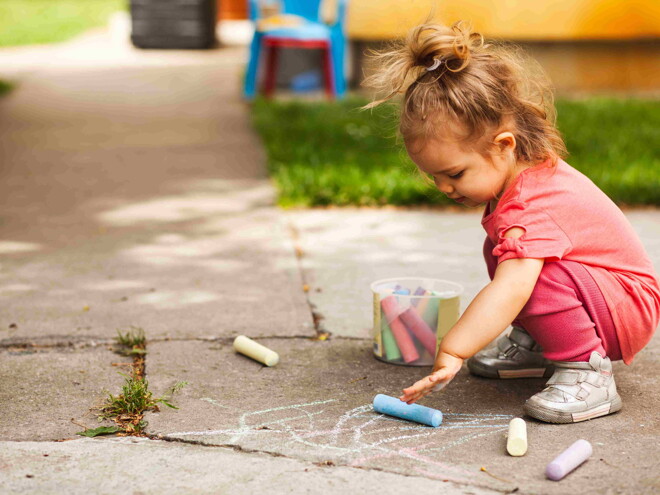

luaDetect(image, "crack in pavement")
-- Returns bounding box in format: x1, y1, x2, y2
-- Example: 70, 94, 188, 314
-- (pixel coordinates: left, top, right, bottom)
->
0, 335, 368, 352
144, 434, 511, 494
287, 221, 330, 340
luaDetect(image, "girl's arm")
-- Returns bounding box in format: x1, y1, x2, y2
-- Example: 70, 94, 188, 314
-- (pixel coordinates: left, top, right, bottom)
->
400, 228, 545, 404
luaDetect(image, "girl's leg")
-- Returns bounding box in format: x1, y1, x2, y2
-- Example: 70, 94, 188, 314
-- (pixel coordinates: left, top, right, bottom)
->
483, 238, 623, 423
521, 262, 623, 423
468, 238, 553, 379
516, 260, 622, 362
484, 236, 621, 361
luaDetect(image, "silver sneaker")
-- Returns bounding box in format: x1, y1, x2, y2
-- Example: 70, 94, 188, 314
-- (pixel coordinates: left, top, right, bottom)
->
467, 327, 554, 379
523, 351, 622, 424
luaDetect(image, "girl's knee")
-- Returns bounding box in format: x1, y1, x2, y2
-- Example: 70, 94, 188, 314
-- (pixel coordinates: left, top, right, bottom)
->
520, 262, 579, 317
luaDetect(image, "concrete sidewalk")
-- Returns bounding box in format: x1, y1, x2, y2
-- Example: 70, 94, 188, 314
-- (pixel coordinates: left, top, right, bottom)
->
1, 25, 659, 495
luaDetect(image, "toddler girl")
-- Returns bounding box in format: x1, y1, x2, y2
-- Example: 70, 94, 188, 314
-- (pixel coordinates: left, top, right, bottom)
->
364, 21, 659, 423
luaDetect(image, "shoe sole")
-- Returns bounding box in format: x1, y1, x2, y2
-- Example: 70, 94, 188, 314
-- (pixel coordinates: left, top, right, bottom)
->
467, 360, 554, 379
523, 395, 623, 424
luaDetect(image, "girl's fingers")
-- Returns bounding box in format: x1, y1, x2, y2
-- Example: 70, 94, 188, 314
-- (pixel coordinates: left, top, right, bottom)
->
399, 362, 461, 404
399, 389, 421, 402
400, 374, 443, 403
400, 386, 425, 403
429, 369, 450, 383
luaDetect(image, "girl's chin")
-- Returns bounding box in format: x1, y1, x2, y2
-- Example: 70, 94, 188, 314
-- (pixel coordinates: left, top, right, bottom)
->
458, 199, 482, 208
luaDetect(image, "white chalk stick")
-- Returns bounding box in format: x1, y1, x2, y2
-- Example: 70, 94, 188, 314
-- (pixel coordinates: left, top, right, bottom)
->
506, 417, 527, 456
546, 439, 593, 481
233, 335, 279, 367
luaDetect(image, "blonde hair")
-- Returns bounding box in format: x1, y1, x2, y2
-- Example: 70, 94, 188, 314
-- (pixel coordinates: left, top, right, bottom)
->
363, 21, 567, 164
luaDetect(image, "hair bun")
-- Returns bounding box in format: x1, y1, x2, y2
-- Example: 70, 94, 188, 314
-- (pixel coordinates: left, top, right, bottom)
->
363, 19, 567, 167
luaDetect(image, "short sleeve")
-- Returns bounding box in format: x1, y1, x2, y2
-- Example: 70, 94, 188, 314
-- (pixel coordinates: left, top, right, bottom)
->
491, 200, 572, 263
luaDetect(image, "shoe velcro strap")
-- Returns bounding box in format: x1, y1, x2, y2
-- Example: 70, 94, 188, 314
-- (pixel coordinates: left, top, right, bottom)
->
583, 373, 605, 387
547, 371, 580, 385
502, 343, 520, 358
509, 327, 536, 349
576, 387, 590, 400
549, 384, 581, 400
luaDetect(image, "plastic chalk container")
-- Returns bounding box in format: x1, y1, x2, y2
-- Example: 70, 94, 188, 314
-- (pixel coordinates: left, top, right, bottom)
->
371, 277, 463, 366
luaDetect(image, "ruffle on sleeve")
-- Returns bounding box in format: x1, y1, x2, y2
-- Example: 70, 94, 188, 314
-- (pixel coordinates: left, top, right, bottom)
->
486, 188, 572, 264
492, 236, 528, 259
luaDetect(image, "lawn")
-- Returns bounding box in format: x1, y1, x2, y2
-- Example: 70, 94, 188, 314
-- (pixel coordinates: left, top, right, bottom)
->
252, 97, 660, 207
0, 79, 13, 96
0, 0, 126, 47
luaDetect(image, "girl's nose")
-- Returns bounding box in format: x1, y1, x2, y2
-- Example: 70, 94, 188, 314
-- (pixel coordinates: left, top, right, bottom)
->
435, 178, 454, 195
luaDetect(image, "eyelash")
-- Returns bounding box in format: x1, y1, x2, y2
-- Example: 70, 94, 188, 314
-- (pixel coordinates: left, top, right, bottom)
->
449, 171, 463, 179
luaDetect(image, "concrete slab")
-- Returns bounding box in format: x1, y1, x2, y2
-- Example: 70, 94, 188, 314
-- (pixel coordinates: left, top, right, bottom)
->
0, 345, 125, 441
0, 196, 312, 341
0, 437, 499, 495
0, 26, 244, 78
0, 42, 313, 342
144, 338, 660, 494
286, 208, 660, 339
286, 209, 494, 338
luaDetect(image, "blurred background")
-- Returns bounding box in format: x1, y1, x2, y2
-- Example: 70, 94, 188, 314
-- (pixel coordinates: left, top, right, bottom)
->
350, 0, 660, 96
1, 0, 658, 209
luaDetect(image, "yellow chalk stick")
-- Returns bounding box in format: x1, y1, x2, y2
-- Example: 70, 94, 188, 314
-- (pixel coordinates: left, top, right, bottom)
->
507, 417, 527, 456
233, 335, 279, 367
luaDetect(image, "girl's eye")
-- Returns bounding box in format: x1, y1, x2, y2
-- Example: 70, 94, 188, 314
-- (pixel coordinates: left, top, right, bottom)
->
450, 171, 464, 179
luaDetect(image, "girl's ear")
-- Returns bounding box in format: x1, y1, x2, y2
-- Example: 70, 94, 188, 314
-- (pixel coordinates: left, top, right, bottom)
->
493, 132, 516, 153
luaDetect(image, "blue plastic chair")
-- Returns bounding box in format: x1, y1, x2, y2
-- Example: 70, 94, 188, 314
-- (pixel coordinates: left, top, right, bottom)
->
244, 0, 348, 99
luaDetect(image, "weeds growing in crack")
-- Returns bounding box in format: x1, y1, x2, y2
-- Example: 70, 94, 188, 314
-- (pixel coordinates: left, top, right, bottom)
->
115, 326, 146, 380
101, 375, 188, 435
116, 326, 147, 355
76, 327, 187, 437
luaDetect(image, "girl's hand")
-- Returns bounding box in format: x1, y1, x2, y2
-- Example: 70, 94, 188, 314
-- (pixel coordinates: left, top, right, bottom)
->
399, 352, 464, 404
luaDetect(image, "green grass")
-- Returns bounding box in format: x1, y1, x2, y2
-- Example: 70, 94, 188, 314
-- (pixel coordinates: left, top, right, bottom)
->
101, 375, 187, 434
0, 0, 127, 47
97, 327, 187, 436
252, 96, 660, 207
555, 98, 660, 205
0, 79, 14, 97
116, 326, 147, 355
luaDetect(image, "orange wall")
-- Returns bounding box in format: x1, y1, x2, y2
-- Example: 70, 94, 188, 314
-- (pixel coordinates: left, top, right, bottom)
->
347, 0, 660, 40
218, 0, 248, 20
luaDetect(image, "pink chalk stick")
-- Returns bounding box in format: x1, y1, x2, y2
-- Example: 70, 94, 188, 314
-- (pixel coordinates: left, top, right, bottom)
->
381, 296, 420, 363
380, 295, 404, 323
399, 308, 437, 356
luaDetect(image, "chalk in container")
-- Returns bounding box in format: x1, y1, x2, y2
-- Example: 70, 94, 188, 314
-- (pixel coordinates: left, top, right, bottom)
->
546, 439, 592, 481
373, 394, 443, 427
370, 278, 462, 367
381, 295, 420, 363
233, 335, 279, 367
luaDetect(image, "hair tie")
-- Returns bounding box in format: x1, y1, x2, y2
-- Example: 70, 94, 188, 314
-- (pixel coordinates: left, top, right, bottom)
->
426, 58, 443, 71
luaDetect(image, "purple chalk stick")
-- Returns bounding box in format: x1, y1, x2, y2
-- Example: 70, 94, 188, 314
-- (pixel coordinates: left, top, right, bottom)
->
411, 286, 427, 306
546, 439, 593, 481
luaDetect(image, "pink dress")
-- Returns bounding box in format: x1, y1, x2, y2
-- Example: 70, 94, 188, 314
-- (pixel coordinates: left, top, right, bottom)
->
481, 159, 660, 364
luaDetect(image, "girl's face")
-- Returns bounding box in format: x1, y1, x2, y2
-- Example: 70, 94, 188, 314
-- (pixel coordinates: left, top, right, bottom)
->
405, 133, 521, 208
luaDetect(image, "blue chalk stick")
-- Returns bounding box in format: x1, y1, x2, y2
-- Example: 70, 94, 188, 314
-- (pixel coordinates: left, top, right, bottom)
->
373, 394, 443, 427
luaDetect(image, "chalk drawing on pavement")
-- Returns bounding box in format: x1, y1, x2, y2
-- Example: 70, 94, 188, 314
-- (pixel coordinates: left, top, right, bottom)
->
169, 398, 513, 488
